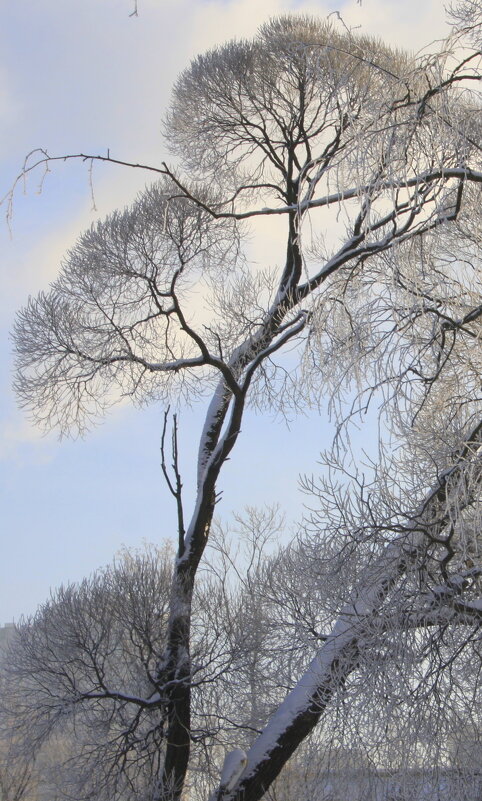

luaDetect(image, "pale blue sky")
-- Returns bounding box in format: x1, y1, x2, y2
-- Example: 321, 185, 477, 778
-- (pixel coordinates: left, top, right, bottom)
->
0, 0, 449, 622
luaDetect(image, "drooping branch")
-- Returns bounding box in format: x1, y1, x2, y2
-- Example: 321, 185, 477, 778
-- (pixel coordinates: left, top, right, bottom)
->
219, 422, 482, 801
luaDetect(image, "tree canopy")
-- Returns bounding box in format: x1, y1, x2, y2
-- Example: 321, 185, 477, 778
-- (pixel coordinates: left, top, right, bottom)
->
4, 8, 482, 801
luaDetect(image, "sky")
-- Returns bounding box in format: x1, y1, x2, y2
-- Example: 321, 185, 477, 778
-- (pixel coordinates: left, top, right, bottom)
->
0, 0, 451, 622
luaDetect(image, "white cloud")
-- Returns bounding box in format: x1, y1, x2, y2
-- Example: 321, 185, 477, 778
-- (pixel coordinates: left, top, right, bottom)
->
0, 412, 55, 463
338, 0, 449, 52
171, 0, 450, 55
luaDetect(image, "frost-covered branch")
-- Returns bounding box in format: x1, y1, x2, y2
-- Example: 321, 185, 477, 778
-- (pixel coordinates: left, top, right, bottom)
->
6, 8, 482, 801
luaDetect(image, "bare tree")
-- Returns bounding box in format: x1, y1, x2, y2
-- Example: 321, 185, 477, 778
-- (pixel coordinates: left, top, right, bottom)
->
1, 542, 246, 801
7, 7, 482, 801
0, 629, 38, 801
0, 717, 36, 801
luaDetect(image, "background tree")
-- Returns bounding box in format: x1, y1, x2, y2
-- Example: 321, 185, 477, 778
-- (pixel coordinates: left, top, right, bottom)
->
0, 627, 38, 801
1, 542, 245, 801
6, 7, 482, 801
